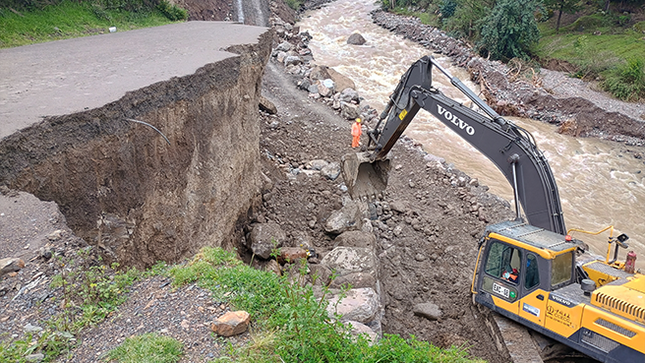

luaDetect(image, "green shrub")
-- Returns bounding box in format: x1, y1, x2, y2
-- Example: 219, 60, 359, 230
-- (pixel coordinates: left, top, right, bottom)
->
601, 57, 645, 101
157, 0, 187, 21
285, 0, 303, 11
107, 333, 183, 363
633, 21, 645, 33
478, 0, 543, 61
443, 0, 494, 40
439, 0, 457, 18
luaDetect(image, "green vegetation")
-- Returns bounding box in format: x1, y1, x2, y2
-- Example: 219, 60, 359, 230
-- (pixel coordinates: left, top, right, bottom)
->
170, 247, 483, 363
601, 57, 645, 101
285, 0, 303, 11
0, 249, 167, 362
381, 0, 645, 100
479, 0, 543, 60
0, 245, 481, 362
106, 333, 184, 363
442, 0, 494, 40
0, 0, 187, 48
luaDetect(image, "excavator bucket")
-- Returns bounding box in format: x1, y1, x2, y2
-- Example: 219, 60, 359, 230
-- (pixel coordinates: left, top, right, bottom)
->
341, 152, 391, 199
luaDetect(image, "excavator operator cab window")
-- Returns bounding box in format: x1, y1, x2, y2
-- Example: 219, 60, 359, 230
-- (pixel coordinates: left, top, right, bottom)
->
551, 251, 574, 289
485, 241, 522, 284
525, 254, 539, 290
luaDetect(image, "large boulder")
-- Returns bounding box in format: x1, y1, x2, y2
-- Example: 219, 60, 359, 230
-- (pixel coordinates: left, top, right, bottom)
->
329, 272, 376, 289
275, 41, 293, 52
259, 95, 277, 114
339, 88, 359, 104
310, 66, 355, 93
320, 247, 376, 276
284, 55, 302, 66
327, 287, 379, 323
1, 258, 25, 276
345, 320, 378, 344
320, 162, 340, 180
413, 302, 443, 321
328, 69, 356, 94
317, 79, 334, 98
324, 201, 362, 234
347, 33, 366, 45
210, 311, 250, 337
340, 102, 360, 120
248, 221, 287, 259
334, 231, 375, 248
309, 65, 332, 80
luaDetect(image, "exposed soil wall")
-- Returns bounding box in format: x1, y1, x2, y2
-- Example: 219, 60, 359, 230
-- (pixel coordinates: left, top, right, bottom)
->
0, 32, 273, 268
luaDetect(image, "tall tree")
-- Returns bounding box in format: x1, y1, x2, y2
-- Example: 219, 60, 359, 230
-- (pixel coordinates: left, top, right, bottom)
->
544, 0, 582, 32
479, 0, 543, 61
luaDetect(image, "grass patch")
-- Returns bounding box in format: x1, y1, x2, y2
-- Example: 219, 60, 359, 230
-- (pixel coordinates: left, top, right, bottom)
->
170, 247, 483, 363
601, 57, 645, 101
0, 0, 182, 48
392, 6, 442, 28
0, 249, 168, 362
284, 0, 303, 11
534, 14, 645, 100
106, 333, 183, 363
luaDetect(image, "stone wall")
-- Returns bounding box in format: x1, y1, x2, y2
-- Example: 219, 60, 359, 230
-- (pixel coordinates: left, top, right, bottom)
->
0, 32, 273, 268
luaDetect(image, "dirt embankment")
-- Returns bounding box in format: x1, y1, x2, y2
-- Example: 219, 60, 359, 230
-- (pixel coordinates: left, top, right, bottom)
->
371, 10, 645, 146
0, 33, 272, 269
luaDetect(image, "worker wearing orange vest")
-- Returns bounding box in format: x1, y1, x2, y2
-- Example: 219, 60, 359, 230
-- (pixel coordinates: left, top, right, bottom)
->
351, 118, 362, 148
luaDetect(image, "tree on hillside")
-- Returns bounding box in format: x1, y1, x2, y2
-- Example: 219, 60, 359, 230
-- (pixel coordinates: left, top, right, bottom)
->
479, 0, 543, 61
544, 0, 582, 32
443, 0, 495, 39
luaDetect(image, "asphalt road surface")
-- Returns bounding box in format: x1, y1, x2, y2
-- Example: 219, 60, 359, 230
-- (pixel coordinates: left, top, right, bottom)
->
0, 21, 268, 139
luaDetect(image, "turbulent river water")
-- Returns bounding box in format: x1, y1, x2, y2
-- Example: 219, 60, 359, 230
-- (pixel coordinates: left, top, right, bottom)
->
298, 0, 645, 268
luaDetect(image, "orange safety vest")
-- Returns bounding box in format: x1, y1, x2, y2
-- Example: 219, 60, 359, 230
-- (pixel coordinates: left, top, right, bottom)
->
351, 122, 362, 137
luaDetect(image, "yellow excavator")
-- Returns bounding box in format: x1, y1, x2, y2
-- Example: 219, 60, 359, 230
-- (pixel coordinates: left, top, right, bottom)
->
341, 56, 644, 363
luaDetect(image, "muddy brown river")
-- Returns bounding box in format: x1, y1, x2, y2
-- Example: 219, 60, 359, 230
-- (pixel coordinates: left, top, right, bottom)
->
298, 0, 645, 268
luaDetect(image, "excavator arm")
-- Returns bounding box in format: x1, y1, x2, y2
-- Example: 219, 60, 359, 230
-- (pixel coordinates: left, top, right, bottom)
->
344, 56, 566, 234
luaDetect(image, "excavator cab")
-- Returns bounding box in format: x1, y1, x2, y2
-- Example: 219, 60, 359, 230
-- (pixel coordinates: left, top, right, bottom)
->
473, 221, 579, 327
473, 221, 645, 363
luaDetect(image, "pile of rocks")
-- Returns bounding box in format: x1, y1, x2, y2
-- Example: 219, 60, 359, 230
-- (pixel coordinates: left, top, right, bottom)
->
270, 16, 380, 125
245, 158, 383, 342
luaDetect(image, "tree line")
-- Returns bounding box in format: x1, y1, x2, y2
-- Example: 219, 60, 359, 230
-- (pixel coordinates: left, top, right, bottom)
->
382, 0, 645, 61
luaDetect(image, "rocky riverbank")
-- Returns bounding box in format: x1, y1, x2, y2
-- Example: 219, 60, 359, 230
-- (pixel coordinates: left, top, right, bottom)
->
371, 9, 645, 146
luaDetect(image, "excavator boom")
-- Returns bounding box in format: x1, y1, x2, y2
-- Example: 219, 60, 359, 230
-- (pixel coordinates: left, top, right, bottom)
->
342, 56, 566, 235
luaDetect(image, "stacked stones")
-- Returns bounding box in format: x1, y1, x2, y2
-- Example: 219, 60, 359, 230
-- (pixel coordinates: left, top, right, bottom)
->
246, 193, 383, 343
270, 16, 380, 125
